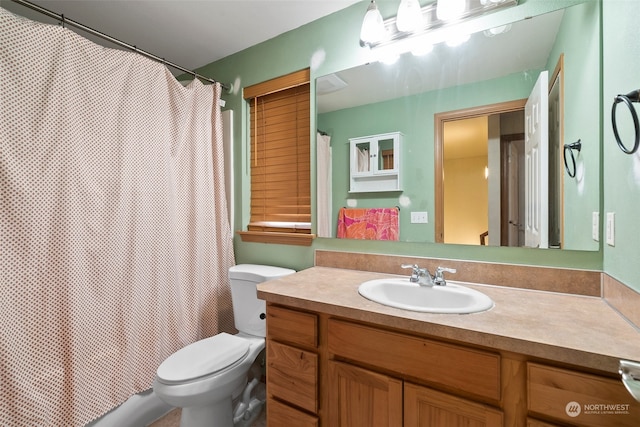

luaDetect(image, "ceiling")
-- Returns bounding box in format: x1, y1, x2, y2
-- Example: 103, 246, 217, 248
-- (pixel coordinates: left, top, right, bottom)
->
0, 0, 362, 73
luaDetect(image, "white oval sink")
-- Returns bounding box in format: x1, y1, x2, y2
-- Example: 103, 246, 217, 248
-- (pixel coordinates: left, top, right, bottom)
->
358, 278, 494, 314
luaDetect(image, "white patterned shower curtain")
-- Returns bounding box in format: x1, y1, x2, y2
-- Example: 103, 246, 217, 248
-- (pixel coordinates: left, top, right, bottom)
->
0, 7, 235, 426
316, 132, 332, 237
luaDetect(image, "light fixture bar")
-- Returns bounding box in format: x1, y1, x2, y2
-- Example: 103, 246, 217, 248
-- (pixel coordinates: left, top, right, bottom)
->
366, 0, 518, 49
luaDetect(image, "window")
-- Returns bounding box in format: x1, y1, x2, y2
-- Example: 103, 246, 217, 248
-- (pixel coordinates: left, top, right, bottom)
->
239, 69, 314, 246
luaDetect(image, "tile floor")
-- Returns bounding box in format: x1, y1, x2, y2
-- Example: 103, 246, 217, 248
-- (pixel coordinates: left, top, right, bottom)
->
148, 407, 266, 427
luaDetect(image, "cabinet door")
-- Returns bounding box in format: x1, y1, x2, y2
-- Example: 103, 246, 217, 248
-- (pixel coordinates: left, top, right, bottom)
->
375, 135, 398, 173
351, 139, 373, 175
328, 360, 403, 427
405, 382, 504, 427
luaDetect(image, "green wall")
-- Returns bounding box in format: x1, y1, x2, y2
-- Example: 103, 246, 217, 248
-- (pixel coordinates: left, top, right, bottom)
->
602, 0, 640, 292
546, 0, 601, 250
197, 0, 603, 274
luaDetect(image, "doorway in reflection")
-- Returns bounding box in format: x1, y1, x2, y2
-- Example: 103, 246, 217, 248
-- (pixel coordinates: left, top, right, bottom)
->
441, 110, 526, 247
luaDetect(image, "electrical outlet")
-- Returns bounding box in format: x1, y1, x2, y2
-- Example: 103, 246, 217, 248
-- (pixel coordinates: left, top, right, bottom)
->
606, 212, 615, 246
592, 212, 599, 241
410, 211, 428, 224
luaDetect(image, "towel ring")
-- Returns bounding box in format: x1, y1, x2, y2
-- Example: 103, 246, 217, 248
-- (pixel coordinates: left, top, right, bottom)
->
611, 89, 640, 154
563, 139, 581, 178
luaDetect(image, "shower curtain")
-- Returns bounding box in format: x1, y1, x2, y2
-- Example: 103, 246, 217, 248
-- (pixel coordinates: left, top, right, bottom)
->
0, 7, 235, 426
316, 132, 332, 237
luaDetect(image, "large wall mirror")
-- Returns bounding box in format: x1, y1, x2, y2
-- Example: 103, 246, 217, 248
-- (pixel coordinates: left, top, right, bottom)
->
316, 1, 600, 251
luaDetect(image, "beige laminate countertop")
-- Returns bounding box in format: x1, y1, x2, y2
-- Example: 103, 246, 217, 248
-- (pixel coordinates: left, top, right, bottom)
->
257, 266, 640, 375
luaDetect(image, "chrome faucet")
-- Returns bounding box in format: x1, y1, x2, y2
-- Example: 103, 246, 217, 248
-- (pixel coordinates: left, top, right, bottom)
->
402, 264, 457, 286
401, 264, 434, 286
433, 266, 457, 286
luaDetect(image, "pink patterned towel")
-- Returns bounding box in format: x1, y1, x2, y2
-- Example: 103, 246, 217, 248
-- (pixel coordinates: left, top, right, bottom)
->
337, 208, 399, 241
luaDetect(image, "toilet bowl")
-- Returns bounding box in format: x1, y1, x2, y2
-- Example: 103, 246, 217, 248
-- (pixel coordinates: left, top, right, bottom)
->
153, 264, 295, 427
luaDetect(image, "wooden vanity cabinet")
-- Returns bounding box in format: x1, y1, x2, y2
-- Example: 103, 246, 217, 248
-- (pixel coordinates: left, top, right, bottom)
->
264, 303, 640, 427
265, 305, 319, 426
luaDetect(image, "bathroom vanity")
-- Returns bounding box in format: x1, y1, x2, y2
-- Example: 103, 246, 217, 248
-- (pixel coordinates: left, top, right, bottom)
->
257, 259, 640, 427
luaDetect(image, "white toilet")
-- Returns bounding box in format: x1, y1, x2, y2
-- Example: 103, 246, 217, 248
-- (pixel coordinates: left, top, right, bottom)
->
153, 264, 295, 427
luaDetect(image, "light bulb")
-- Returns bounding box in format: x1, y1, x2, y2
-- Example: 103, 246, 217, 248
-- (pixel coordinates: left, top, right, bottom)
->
360, 0, 386, 45
396, 0, 424, 33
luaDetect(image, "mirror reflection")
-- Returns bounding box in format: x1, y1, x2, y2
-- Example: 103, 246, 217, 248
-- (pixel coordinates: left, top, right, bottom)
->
316, 2, 600, 251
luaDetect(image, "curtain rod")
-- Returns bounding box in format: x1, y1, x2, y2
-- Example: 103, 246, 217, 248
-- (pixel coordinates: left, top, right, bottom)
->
9, 0, 230, 91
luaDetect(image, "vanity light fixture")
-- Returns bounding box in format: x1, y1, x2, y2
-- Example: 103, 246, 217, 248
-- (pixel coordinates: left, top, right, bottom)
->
360, 0, 518, 56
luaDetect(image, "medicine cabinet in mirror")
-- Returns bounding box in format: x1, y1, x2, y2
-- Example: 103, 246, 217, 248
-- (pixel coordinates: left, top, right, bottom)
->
316, 1, 600, 251
349, 132, 402, 193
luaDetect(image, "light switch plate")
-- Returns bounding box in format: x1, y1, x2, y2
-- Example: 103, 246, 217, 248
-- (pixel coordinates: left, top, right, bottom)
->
592, 212, 599, 241
606, 212, 615, 246
410, 211, 428, 224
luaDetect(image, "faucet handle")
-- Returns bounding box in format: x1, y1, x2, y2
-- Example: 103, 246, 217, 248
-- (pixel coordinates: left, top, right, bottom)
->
434, 266, 457, 286
401, 264, 420, 282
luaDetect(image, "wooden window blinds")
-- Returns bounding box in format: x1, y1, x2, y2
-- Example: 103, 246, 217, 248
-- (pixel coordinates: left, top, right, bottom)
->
243, 69, 311, 236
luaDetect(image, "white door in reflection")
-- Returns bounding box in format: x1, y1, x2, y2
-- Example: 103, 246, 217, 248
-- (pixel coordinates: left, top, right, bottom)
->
524, 70, 549, 248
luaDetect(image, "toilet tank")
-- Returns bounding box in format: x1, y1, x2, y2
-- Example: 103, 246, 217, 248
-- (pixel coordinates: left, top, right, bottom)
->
228, 264, 295, 337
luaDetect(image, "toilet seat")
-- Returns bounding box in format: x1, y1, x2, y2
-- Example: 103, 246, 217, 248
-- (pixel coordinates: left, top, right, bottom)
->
156, 333, 250, 384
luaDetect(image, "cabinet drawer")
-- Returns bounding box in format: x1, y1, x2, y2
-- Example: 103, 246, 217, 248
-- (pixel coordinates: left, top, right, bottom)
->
267, 396, 318, 427
267, 340, 318, 414
327, 319, 501, 400
528, 363, 640, 427
267, 305, 318, 348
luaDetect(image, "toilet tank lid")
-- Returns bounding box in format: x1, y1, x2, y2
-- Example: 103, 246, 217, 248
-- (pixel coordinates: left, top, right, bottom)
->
229, 264, 295, 282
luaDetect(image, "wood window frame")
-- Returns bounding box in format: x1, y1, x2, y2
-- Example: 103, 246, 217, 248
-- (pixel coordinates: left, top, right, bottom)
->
238, 69, 315, 246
